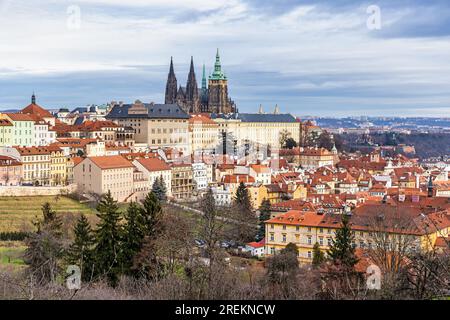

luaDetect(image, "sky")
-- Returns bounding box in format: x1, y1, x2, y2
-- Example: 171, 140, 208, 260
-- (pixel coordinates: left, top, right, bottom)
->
0, 0, 450, 117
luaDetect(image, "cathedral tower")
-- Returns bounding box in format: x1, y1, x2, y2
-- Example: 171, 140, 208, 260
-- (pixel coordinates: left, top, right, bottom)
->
208, 49, 230, 114
165, 57, 178, 104
185, 56, 200, 113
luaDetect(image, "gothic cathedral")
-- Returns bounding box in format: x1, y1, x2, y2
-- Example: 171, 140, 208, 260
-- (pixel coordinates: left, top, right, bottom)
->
164, 50, 236, 114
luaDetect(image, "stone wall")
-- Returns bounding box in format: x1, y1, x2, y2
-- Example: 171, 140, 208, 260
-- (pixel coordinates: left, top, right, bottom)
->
0, 184, 78, 197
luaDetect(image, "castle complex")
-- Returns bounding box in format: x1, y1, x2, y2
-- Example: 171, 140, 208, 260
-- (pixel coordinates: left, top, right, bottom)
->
165, 50, 236, 114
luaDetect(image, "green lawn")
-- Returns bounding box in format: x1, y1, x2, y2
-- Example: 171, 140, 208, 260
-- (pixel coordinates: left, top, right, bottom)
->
0, 196, 97, 233
0, 244, 26, 270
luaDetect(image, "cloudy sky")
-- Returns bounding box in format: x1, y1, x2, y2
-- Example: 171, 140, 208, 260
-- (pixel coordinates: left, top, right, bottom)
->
0, 0, 449, 117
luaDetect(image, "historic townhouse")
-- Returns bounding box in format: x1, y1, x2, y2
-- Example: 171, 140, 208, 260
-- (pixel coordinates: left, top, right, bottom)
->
14, 146, 51, 186
170, 163, 194, 200
48, 145, 68, 186
0, 156, 22, 186
0, 113, 35, 147
132, 157, 172, 197
0, 119, 13, 147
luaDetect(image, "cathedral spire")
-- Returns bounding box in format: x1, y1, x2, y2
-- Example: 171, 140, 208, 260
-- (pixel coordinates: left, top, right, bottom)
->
165, 57, 178, 104
202, 64, 207, 90
186, 56, 200, 113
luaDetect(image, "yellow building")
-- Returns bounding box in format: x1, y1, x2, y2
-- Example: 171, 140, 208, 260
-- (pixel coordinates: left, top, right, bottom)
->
265, 203, 450, 264
248, 184, 269, 210
48, 145, 68, 186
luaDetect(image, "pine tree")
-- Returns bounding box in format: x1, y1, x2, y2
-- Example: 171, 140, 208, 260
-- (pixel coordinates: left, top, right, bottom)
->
121, 201, 145, 274
312, 242, 325, 267
152, 176, 167, 201
234, 182, 252, 211
66, 214, 95, 281
158, 175, 167, 201
140, 191, 163, 237
232, 182, 258, 243
93, 190, 123, 286
328, 214, 359, 268
132, 192, 164, 278
257, 199, 271, 241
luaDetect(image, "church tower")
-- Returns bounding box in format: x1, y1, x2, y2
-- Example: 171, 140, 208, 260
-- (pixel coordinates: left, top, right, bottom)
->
165, 57, 178, 104
185, 57, 200, 113
208, 49, 230, 114
200, 64, 209, 112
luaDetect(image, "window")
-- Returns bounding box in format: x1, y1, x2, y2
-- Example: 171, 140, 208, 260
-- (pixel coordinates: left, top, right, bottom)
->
282, 225, 286, 230
282, 234, 286, 243
327, 238, 332, 246
307, 236, 312, 245
319, 237, 324, 245
307, 251, 312, 259
270, 233, 274, 242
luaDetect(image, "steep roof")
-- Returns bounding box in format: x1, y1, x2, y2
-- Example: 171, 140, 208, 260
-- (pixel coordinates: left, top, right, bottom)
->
21, 103, 53, 119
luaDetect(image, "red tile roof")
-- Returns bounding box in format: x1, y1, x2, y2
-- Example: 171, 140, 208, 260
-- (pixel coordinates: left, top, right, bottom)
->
135, 157, 170, 172
88, 156, 134, 170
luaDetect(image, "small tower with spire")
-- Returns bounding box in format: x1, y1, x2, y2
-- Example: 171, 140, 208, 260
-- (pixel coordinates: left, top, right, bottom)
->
31, 92, 36, 105
258, 104, 264, 114
200, 64, 208, 111
274, 104, 280, 114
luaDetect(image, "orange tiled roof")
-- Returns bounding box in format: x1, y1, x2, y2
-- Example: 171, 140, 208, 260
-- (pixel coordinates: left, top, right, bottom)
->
4, 113, 34, 121
135, 157, 170, 172
21, 103, 53, 119
88, 156, 134, 170
0, 119, 13, 126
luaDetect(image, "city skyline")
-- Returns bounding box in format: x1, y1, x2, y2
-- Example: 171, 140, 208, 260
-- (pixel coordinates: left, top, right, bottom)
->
0, 0, 450, 117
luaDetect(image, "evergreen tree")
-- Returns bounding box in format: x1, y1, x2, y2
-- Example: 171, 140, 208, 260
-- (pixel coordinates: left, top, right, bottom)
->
121, 201, 145, 273
257, 199, 271, 241
140, 191, 163, 236
312, 242, 325, 267
328, 214, 359, 268
66, 214, 95, 281
232, 182, 258, 243
234, 182, 252, 211
93, 191, 123, 286
152, 176, 167, 201
132, 192, 164, 278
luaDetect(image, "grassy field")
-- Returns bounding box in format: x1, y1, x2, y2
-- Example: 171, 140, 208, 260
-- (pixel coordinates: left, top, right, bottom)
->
0, 196, 97, 233
0, 242, 26, 271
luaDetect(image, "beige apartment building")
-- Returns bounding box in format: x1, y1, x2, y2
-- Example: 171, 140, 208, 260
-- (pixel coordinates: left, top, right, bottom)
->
189, 114, 219, 154
15, 146, 51, 186
132, 157, 172, 197
106, 101, 190, 154
74, 156, 134, 202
